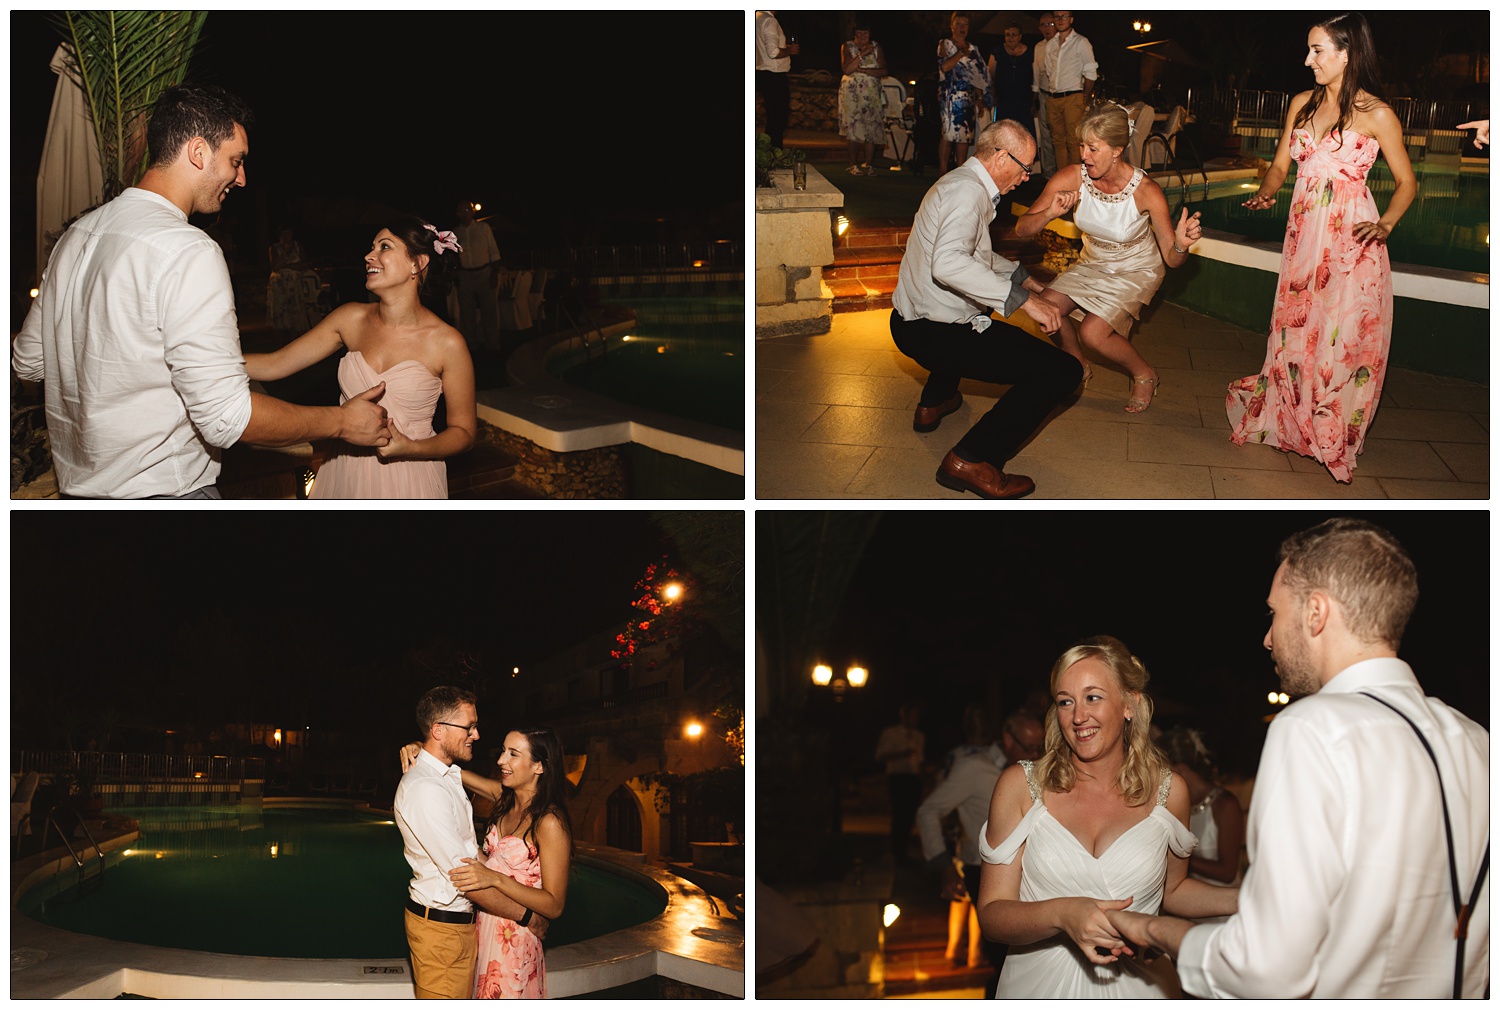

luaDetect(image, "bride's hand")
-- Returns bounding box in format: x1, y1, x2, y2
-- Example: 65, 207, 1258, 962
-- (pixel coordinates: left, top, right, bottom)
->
1060, 896, 1135, 964
376, 418, 414, 459
448, 857, 501, 893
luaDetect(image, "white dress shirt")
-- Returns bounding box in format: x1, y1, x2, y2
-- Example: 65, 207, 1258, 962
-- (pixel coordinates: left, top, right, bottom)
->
1032, 39, 1052, 94
394, 748, 480, 913
1043, 31, 1098, 93
874, 724, 925, 776
917, 742, 1006, 866
12, 188, 252, 498
892, 157, 1033, 330
1177, 658, 1489, 998
754, 11, 789, 73
454, 220, 501, 271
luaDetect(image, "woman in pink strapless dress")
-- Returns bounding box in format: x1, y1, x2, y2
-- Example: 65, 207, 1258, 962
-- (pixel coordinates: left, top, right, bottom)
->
244, 215, 476, 498
447, 728, 574, 999
1226, 14, 1416, 482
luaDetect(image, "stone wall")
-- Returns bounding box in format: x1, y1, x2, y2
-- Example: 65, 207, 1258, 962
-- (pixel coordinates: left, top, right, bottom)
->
754, 164, 841, 339
790, 84, 839, 132
480, 424, 627, 499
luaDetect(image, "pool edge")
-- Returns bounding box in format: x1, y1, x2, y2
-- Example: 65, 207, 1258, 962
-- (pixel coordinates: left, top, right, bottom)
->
10, 826, 743, 999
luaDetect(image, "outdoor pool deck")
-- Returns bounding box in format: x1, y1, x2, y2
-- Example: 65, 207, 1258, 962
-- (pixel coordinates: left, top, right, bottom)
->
756, 302, 1489, 500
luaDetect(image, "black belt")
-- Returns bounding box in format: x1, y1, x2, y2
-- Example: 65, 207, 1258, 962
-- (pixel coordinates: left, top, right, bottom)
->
405, 897, 476, 924
1043, 89, 1082, 98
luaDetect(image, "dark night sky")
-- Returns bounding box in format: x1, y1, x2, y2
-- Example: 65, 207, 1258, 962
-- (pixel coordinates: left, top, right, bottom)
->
9, 510, 684, 740
10, 11, 746, 290
769, 509, 1489, 781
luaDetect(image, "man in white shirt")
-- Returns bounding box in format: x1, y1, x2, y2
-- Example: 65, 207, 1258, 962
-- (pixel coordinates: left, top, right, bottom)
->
396, 686, 543, 999
12, 84, 391, 499
754, 11, 800, 149
452, 201, 504, 348
1030, 14, 1058, 177
917, 710, 1044, 990
890, 119, 1081, 499
1107, 519, 1489, 998
1039, 11, 1097, 168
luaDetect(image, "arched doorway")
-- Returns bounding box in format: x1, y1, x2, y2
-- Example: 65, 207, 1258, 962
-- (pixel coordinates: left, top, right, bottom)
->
605, 784, 643, 852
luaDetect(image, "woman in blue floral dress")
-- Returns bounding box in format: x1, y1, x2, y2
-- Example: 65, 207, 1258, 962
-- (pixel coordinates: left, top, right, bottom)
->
937, 12, 994, 173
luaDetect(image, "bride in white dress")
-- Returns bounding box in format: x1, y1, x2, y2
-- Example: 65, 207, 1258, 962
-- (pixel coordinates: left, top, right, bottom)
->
976, 636, 1239, 998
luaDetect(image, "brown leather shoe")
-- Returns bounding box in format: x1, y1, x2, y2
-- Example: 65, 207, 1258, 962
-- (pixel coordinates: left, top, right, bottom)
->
913, 392, 963, 432
935, 451, 1035, 499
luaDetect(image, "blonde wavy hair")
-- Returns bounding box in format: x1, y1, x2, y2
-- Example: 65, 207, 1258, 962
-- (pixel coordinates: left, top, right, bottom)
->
1033, 635, 1170, 807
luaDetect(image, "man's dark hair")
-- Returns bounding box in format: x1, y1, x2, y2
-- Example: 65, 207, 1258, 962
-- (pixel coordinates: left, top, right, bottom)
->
146, 84, 255, 168
415, 686, 477, 736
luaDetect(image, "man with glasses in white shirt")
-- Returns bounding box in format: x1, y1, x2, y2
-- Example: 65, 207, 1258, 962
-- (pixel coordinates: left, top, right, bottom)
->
396, 686, 545, 998
889, 118, 1082, 499
1039, 11, 1097, 169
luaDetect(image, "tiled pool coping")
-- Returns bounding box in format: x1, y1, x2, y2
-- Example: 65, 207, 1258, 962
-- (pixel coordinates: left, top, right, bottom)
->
477, 319, 745, 477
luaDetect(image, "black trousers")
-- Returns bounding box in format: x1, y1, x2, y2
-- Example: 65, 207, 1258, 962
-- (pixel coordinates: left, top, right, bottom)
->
887, 772, 921, 859
756, 70, 791, 149
890, 309, 1082, 466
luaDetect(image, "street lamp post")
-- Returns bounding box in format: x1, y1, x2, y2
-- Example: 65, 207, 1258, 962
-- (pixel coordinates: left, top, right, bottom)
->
810, 662, 868, 832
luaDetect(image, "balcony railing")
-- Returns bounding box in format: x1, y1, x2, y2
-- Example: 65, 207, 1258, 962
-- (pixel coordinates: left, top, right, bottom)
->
14, 751, 265, 784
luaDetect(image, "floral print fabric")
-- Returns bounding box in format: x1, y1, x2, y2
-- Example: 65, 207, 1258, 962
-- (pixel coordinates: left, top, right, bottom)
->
838, 41, 886, 145
473, 828, 546, 999
937, 39, 993, 144
1226, 128, 1393, 482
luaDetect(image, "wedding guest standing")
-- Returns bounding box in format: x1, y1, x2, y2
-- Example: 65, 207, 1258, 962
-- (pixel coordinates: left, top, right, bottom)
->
838, 22, 887, 176
936, 13, 993, 174
1226, 13, 1416, 483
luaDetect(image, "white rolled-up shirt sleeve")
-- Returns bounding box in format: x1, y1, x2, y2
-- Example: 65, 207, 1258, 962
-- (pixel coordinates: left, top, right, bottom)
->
159, 242, 252, 448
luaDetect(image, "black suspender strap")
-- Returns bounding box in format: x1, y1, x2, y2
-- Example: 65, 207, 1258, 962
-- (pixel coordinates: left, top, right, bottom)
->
1361, 692, 1489, 999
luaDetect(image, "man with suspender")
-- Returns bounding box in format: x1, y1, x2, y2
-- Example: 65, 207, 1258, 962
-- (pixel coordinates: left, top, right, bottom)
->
1106, 518, 1488, 997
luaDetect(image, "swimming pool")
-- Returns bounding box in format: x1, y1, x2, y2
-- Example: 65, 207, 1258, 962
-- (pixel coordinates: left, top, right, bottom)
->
550, 295, 745, 432
1160, 164, 1489, 273
18, 805, 665, 959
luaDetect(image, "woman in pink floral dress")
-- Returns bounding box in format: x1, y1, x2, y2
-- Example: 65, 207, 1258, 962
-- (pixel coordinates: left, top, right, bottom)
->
448, 728, 573, 999
1226, 13, 1415, 482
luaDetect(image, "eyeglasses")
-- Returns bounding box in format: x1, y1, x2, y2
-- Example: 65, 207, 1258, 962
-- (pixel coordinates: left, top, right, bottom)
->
438, 721, 479, 735
998, 149, 1031, 177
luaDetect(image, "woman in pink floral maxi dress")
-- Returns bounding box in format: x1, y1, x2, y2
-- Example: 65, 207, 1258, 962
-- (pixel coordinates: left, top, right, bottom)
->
1226, 13, 1416, 482
473, 827, 547, 998
447, 728, 574, 1000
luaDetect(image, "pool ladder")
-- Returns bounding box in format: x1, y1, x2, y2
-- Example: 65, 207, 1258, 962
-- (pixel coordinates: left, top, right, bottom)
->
41, 807, 106, 896
559, 301, 609, 368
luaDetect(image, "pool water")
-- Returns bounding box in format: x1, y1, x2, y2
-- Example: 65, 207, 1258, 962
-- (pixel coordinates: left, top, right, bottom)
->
1161, 165, 1489, 274
19, 806, 665, 960
553, 295, 744, 432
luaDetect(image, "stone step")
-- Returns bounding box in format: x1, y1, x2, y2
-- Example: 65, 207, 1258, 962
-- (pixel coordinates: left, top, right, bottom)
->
828, 219, 1052, 314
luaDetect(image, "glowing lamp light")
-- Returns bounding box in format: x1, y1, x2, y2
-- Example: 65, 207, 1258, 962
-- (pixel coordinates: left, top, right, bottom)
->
472, 203, 482, 212
270, 843, 279, 858
883, 903, 902, 928
686, 721, 704, 739
662, 582, 683, 603
847, 666, 868, 687
30, 287, 40, 299
812, 664, 833, 686
1279, 693, 1289, 705
512, 666, 521, 678
273, 729, 282, 746
692, 260, 706, 268
300, 468, 316, 498
1267, 691, 1278, 704
836, 215, 850, 237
